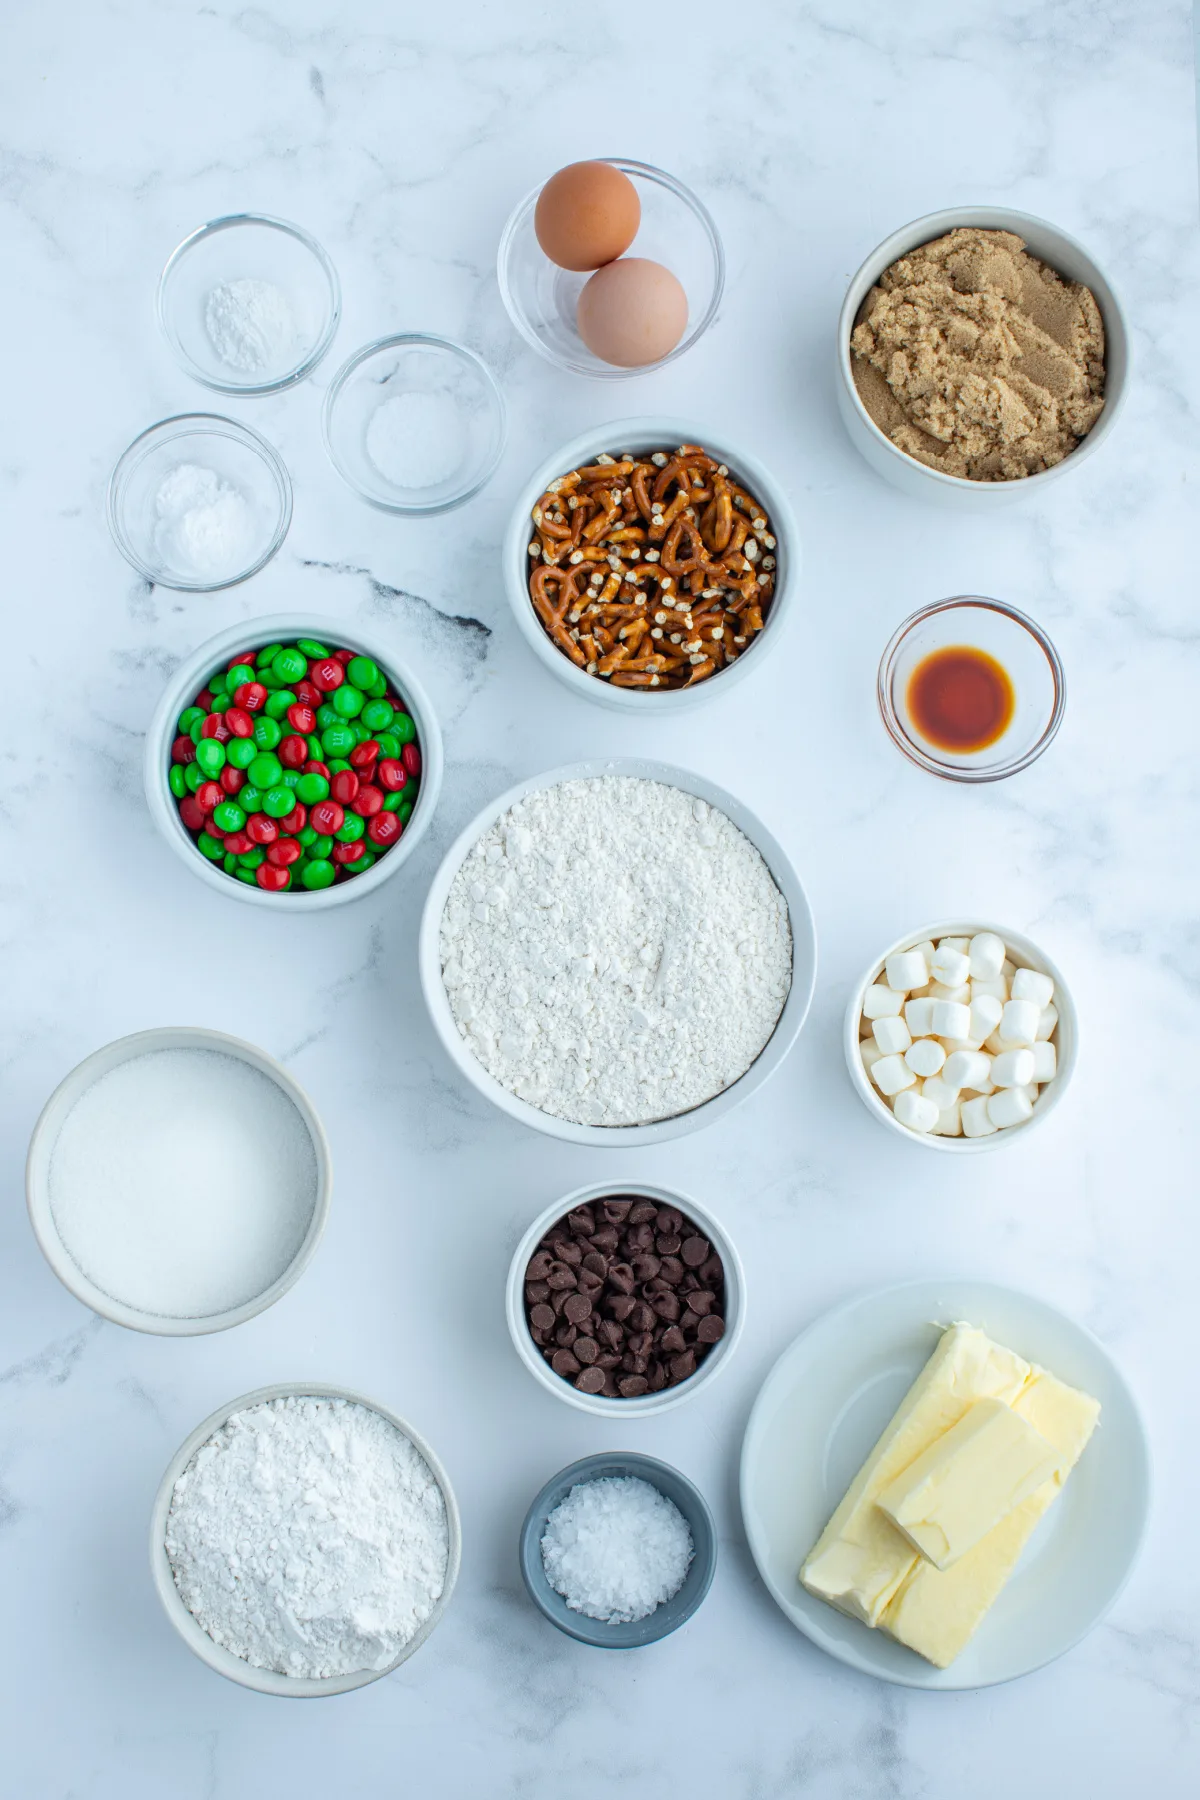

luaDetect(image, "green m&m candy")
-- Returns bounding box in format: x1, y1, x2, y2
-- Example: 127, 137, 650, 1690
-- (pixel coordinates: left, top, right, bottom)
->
296, 772, 329, 805
185, 763, 205, 793
256, 642, 283, 668
391, 712, 416, 744
194, 738, 226, 776
272, 646, 308, 684
335, 813, 365, 843
297, 638, 329, 660
332, 683, 364, 719
308, 833, 333, 859
361, 698, 394, 732
321, 722, 356, 758
248, 751, 282, 789
263, 785, 296, 819
239, 846, 265, 869
265, 688, 297, 720
301, 859, 336, 890
342, 850, 375, 875
169, 766, 187, 799
178, 706, 204, 734
226, 737, 257, 770
196, 832, 224, 861
240, 784, 264, 813
316, 704, 340, 730
212, 801, 246, 833
346, 656, 378, 691
253, 715, 282, 750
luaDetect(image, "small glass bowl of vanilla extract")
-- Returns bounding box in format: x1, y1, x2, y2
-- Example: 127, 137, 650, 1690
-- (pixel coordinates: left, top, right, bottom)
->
877, 597, 1065, 782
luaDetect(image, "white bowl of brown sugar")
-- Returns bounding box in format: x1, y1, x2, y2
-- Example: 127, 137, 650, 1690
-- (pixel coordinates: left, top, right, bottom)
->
836, 207, 1130, 506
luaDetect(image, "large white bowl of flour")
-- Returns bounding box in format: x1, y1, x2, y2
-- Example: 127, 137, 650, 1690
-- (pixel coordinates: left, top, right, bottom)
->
418, 760, 817, 1143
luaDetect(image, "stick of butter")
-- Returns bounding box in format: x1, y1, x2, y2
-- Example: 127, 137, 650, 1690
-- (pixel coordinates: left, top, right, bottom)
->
876, 1396, 1063, 1570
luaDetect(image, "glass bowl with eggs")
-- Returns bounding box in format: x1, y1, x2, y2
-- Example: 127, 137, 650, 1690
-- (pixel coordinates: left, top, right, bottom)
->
497, 159, 724, 378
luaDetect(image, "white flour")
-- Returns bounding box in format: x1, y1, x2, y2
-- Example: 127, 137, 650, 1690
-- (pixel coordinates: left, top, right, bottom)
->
439, 776, 792, 1125
165, 1396, 449, 1679
204, 277, 296, 374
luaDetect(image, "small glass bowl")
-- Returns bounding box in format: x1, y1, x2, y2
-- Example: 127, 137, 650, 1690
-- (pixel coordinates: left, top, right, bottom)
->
878, 597, 1065, 782
157, 214, 340, 395
107, 414, 292, 592
322, 334, 506, 515
497, 158, 724, 378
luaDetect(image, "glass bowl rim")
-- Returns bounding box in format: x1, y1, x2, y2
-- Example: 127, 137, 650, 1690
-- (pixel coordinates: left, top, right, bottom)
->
496, 155, 726, 379
320, 332, 507, 516
106, 412, 293, 593
877, 595, 1066, 783
156, 212, 342, 396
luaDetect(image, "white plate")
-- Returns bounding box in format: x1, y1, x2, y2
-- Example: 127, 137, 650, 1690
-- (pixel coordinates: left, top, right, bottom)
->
740, 1278, 1150, 1689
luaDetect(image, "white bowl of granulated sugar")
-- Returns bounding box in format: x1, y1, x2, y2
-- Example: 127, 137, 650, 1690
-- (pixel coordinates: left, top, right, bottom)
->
418, 758, 817, 1144
151, 1383, 462, 1696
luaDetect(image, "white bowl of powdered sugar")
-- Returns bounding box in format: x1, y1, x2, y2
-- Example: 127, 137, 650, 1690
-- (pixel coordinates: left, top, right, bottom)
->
151, 1384, 461, 1696
419, 759, 817, 1143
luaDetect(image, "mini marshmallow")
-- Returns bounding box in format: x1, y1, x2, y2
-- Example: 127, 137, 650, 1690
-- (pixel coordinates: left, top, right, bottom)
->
873, 1016, 912, 1056
930, 943, 970, 987
932, 1102, 963, 1136
1030, 1040, 1057, 1082
905, 1038, 946, 1077
990, 1047, 1036, 1088
1001, 959, 1016, 980
1011, 967, 1055, 1010
860, 1039, 885, 1073
859, 1012, 875, 1039
921, 1074, 961, 1110
1036, 1003, 1059, 1042
931, 999, 972, 1040
1019, 1083, 1040, 1107
961, 1095, 997, 1137
983, 1028, 1011, 1055
910, 940, 937, 967
939, 936, 971, 954
885, 949, 929, 993
943, 1049, 992, 1091
969, 994, 1004, 1043
863, 982, 904, 1020
1000, 998, 1040, 1046
905, 996, 936, 1036
970, 974, 1009, 1004
968, 932, 1006, 980
894, 1089, 939, 1133
873, 1053, 917, 1097
928, 980, 972, 1005
987, 1086, 1034, 1129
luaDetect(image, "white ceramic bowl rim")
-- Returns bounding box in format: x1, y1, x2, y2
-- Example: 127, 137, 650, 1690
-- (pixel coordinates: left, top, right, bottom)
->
505, 1180, 746, 1417
150, 1382, 462, 1696
25, 1027, 332, 1334
156, 212, 342, 395
107, 413, 294, 592
143, 613, 444, 910
501, 416, 800, 713
496, 157, 725, 377
321, 332, 507, 515
844, 919, 1077, 1154
418, 756, 817, 1144
838, 205, 1130, 492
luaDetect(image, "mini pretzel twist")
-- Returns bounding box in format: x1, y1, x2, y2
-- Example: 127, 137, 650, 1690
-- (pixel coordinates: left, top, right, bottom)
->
527, 446, 776, 691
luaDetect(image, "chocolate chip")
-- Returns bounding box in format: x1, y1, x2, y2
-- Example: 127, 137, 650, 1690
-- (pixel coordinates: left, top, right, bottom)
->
659, 1255, 684, 1284
602, 1200, 632, 1224
607, 1294, 636, 1323
670, 1349, 696, 1381
625, 1222, 655, 1253
599, 1319, 624, 1349
647, 1362, 667, 1392
567, 1207, 596, 1236
563, 1292, 593, 1325
608, 1262, 636, 1294
655, 1233, 682, 1256
582, 1250, 609, 1277
574, 1335, 598, 1364
551, 1350, 580, 1377
622, 1351, 649, 1374
686, 1289, 714, 1315
526, 1251, 553, 1281
551, 1287, 574, 1316
596, 1351, 623, 1370
575, 1366, 606, 1393
628, 1201, 658, 1224
660, 1324, 686, 1354
697, 1314, 726, 1344
554, 1238, 583, 1267
619, 1375, 649, 1397
630, 1301, 656, 1332
627, 1330, 654, 1356
631, 1254, 661, 1282
530, 1303, 555, 1332
698, 1254, 723, 1285
651, 1291, 681, 1322
680, 1310, 701, 1336
577, 1267, 604, 1295
681, 1235, 710, 1267
525, 1280, 551, 1304
554, 1323, 577, 1348
546, 1262, 576, 1290
589, 1226, 620, 1254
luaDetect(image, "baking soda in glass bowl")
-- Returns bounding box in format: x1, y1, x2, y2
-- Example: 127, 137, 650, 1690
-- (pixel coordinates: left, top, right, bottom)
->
47, 1047, 318, 1318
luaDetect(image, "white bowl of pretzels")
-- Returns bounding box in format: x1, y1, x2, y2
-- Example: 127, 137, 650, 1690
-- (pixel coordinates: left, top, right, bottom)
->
502, 418, 799, 711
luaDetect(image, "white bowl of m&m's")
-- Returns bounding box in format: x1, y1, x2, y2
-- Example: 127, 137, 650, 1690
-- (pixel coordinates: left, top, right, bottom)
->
144, 615, 442, 908
845, 921, 1077, 1152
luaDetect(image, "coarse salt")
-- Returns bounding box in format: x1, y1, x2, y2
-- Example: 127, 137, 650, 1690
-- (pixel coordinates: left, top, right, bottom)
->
48, 1048, 317, 1318
540, 1476, 693, 1624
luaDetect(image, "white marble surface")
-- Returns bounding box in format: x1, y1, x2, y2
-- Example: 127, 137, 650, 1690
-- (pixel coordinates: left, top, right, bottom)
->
2, 1, 1198, 1792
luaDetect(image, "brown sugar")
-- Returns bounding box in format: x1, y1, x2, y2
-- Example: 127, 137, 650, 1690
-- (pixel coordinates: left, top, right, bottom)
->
851, 228, 1106, 481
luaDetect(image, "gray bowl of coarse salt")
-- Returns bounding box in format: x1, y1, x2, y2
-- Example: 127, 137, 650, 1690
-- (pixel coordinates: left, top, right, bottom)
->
519, 1452, 717, 1648
151, 1384, 461, 1696
26, 1028, 330, 1335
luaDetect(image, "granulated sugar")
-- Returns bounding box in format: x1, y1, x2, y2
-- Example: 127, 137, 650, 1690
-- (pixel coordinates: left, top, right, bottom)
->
439, 776, 792, 1125
541, 1475, 694, 1623
48, 1047, 317, 1318
165, 1396, 449, 1678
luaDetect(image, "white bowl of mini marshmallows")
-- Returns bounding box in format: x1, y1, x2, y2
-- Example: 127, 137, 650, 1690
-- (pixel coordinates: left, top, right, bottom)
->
844, 920, 1077, 1152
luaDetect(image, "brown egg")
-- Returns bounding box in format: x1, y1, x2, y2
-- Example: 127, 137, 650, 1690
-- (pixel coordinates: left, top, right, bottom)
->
576, 258, 689, 368
534, 161, 641, 273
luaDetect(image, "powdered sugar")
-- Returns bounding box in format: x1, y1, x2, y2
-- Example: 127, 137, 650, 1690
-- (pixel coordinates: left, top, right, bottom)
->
439, 776, 791, 1125
165, 1396, 449, 1679
541, 1475, 693, 1623
204, 277, 296, 374
153, 463, 255, 578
